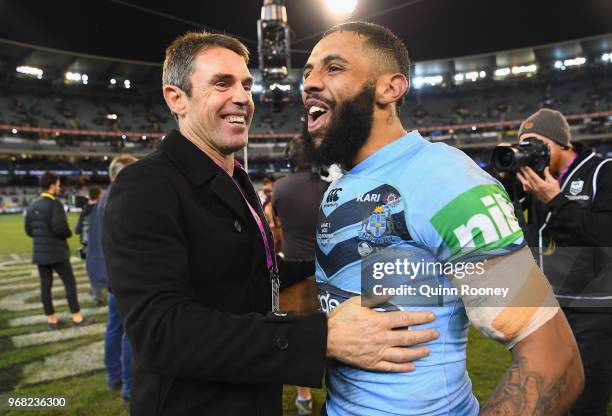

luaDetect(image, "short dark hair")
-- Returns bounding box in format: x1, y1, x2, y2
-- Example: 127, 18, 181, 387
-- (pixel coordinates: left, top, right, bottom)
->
40, 172, 59, 190
287, 135, 313, 171
163, 31, 250, 98
323, 21, 411, 111
88, 186, 102, 201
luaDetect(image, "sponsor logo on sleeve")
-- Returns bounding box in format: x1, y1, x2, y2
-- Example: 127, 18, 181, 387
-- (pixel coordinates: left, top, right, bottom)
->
430, 184, 523, 258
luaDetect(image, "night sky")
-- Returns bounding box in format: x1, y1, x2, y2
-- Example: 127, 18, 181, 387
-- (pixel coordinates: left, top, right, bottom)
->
1, 0, 611, 67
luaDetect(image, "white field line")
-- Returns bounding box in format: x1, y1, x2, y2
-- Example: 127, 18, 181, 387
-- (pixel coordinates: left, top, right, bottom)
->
11, 323, 106, 348
19, 340, 105, 386
8, 306, 108, 327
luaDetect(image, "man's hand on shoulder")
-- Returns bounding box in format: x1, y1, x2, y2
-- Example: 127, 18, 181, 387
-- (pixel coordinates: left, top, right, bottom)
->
326, 296, 439, 372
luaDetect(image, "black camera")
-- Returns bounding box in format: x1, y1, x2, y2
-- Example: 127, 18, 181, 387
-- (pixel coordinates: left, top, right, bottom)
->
491, 138, 550, 173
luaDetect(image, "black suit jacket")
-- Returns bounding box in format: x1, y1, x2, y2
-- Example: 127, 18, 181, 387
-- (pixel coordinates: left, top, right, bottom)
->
102, 130, 327, 416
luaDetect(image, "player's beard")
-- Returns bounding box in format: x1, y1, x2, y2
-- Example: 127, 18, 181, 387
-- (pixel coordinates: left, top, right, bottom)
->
302, 81, 376, 168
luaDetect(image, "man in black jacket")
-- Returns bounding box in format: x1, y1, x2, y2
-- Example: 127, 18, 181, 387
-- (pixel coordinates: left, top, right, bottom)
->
25, 172, 91, 329
75, 185, 104, 306
102, 32, 438, 416
515, 108, 612, 415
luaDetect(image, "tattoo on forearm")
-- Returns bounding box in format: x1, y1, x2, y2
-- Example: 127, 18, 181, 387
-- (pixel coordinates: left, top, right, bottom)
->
480, 353, 568, 415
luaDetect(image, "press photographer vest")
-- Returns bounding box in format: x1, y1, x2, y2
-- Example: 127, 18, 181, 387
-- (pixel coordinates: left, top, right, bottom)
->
533, 143, 612, 309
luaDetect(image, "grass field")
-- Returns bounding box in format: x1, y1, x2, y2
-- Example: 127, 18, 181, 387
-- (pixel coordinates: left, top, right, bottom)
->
0, 212, 595, 415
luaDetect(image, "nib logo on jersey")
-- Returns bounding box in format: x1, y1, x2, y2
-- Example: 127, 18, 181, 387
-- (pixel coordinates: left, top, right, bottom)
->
430, 184, 523, 259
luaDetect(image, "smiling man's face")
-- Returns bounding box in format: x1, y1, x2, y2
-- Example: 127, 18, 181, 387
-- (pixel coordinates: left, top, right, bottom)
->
184, 47, 255, 155
301, 32, 378, 166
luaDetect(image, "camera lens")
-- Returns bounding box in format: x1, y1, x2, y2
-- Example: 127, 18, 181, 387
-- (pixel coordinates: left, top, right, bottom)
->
491, 146, 517, 171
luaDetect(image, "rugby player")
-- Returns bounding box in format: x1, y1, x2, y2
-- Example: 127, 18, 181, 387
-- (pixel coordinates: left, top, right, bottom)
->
302, 21, 584, 415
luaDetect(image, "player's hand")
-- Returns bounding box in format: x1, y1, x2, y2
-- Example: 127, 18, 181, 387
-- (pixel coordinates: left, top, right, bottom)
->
326, 296, 438, 372
516, 166, 560, 203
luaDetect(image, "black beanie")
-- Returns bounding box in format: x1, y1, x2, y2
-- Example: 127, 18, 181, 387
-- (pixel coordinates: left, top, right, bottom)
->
518, 108, 571, 147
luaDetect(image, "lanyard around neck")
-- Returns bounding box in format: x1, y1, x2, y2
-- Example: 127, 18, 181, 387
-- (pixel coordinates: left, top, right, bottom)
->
219, 160, 275, 271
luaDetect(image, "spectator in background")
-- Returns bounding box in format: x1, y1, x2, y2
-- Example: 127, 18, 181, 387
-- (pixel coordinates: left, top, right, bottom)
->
272, 136, 329, 415
25, 172, 93, 330
259, 175, 274, 205
261, 176, 282, 253
87, 155, 138, 403
513, 109, 612, 415
75, 186, 104, 307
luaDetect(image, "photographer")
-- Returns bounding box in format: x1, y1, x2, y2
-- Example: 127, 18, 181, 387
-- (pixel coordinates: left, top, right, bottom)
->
504, 108, 612, 415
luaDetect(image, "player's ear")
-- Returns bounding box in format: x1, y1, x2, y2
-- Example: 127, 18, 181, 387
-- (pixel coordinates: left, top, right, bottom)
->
163, 85, 188, 118
376, 73, 408, 108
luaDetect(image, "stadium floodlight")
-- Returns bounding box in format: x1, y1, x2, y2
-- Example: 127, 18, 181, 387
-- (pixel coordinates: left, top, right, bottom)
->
124, 79, 131, 89
65, 71, 89, 84
324, 0, 358, 15
110, 78, 117, 85
454, 71, 486, 84
413, 75, 443, 88
16, 65, 43, 79
563, 57, 586, 67
65, 72, 81, 81
511, 64, 537, 75
465, 71, 479, 81
494, 67, 511, 78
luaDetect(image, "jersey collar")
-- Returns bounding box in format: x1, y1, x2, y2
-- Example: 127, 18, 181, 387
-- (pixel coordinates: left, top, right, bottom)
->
348, 130, 427, 175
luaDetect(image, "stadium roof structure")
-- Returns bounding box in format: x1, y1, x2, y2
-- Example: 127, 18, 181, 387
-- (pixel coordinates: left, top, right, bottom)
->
1, 32, 611, 88
0, 38, 162, 85
413, 32, 612, 77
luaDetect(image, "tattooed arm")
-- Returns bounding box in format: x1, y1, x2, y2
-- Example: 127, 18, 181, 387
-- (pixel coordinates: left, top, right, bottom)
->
449, 248, 584, 415
480, 311, 584, 415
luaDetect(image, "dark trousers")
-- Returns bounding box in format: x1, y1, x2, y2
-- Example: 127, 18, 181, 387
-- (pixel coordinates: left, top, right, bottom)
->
37, 259, 81, 315
563, 308, 612, 416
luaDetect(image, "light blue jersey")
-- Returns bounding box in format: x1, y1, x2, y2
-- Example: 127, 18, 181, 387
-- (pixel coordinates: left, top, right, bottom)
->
316, 131, 524, 416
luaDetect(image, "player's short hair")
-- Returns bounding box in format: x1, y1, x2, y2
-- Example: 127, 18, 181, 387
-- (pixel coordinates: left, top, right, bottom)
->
287, 135, 313, 171
323, 21, 411, 112
39, 172, 59, 190
88, 186, 102, 201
